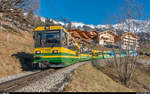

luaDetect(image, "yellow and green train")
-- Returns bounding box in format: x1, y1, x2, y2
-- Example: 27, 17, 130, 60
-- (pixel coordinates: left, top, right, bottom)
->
33, 25, 80, 68
33, 25, 138, 69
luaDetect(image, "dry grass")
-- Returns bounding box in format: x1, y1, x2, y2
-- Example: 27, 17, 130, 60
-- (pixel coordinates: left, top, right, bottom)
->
64, 59, 150, 92
0, 31, 33, 77
134, 64, 150, 86
96, 62, 150, 92
64, 63, 134, 92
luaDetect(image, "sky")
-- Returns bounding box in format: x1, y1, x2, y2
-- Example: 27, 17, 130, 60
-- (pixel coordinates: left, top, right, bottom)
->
38, 0, 150, 25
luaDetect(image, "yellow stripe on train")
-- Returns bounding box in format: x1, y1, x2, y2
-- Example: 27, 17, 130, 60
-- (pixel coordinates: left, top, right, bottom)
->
34, 47, 76, 55
80, 54, 91, 56
34, 26, 63, 31
42, 56, 79, 58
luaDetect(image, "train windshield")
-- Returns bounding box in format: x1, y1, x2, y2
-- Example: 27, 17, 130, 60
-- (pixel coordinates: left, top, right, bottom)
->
34, 31, 61, 48
45, 32, 60, 44
45, 31, 61, 47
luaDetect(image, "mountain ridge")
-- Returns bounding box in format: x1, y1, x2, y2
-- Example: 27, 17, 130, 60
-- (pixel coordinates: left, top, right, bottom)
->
40, 17, 150, 33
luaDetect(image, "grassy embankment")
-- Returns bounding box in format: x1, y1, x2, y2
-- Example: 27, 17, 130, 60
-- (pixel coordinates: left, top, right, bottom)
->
0, 30, 33, 77
64, 62, 134, 92
0, 26, 150, 92
64, 46, 150, 92
64, 60, 150, 92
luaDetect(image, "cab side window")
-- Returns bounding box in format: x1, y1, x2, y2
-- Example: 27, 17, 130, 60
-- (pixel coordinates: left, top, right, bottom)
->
36, 32, 43, 47
68, 35, 79, 52
80, 46, 89, 54
62, 31, 67, 47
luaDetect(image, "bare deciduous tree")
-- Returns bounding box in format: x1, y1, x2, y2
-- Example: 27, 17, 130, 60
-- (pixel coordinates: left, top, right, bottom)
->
110, 0, 148, 86
0, 0, 40, 13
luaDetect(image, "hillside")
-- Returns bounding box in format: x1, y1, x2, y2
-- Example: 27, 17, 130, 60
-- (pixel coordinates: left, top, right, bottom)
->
64, 63, 134, 92
64, 62, 150, 92
0, 16, 150, 92
0, 31, 33, 77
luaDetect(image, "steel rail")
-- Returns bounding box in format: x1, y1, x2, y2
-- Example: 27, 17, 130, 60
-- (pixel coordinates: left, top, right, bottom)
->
0, 69, 55, 92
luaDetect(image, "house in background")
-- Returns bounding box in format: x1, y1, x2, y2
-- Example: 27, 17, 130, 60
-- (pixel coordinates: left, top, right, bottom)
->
80, 31, 93, 43
98, 30, 119, 46
120, 32, 139, 50
68, 29, 139, 50
67, 29, 84, 44
67, 29, 91, 45
88, 31, 99, 44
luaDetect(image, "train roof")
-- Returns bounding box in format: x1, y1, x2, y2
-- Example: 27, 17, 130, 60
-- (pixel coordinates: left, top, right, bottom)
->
92, 50, 102, 53
33, 25, 64, 31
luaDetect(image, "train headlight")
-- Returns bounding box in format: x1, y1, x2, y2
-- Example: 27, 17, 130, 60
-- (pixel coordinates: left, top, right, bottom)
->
36, 51, 41, 54
53, 50, 58, 54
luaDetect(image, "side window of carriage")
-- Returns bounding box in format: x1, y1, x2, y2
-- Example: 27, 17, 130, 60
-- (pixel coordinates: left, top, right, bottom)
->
95, 53, 98, 56
98, 52, 102, 55
80, 47, 84, 54
109, 53, 112, 56
89, 52, 92, 55
80, 46, 89, 54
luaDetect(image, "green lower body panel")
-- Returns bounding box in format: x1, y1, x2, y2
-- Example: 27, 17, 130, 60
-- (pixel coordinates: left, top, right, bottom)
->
104, 56, 113, 59
95, 56, 103, 60
79, 56, 92, 62
34, 57, 79, 67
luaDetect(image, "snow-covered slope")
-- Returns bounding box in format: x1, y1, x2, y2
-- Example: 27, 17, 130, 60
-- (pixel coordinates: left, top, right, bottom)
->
39, 16, 150, 33
113, 19, 150, 32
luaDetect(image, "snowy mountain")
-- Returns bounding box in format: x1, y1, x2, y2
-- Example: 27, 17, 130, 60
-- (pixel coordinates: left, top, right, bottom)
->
113, 19, 150, 33
39, 16, 150, 33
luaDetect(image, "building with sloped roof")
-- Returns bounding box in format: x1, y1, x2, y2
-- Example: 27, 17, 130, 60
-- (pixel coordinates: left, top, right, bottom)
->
67, 29, 91, 45
98, 30, 119, 46
120, 32, 139, 50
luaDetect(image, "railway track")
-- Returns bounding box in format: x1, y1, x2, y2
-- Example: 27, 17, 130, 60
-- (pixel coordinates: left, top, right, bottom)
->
0, 69, 56, 92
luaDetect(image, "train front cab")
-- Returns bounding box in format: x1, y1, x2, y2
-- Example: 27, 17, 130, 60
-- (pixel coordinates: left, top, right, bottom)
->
33, 26, 80, 68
